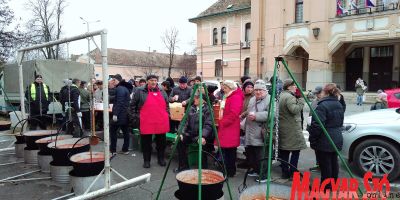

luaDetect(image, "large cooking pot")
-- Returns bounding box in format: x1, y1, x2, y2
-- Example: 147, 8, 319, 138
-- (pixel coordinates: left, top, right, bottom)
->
239, 184, 291, 200
12, 118, 30, 144
70, 151, 104, 177
176, 169, 225, 200
24, 130, 58, 150
36, 135, 73, 155
0, 120, 11, 131
48, 138, 90, 166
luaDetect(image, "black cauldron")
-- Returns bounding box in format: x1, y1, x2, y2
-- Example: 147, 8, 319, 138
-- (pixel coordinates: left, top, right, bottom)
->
0, 121, 11, 131
24, 130, 57, 150
48, 138, 90, 166
70, 152, 104, 177
14, 133, 25, 144
175, 169, 225, 200
36, 135, 73, 155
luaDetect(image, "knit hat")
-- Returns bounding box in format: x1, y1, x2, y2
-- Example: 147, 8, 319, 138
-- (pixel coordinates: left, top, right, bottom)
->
223, 80, 237, 90
283, 79, 295, 90
312, 86, 323, 94
114, 74, 123, 82
179, 76, 188, 83
35, 74, 43, 79
242, 79, 254, 90
254, 80, 267, 91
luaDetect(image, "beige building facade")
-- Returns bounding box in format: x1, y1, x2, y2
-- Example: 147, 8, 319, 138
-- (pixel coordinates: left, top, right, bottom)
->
191, 0, 400, 91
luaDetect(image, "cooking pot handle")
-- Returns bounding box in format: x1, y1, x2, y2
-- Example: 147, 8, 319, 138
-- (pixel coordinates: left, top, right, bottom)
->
67, 136, 104, 159
238, 157, 305, 194
187, 149, 226, 177
12, 118, 29, 136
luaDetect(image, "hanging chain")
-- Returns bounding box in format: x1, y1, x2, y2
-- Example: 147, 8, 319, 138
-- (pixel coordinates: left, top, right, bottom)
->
273, 63, 281, 161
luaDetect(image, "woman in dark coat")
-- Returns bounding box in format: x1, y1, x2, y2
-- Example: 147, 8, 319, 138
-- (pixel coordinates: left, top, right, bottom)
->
309, 83, 344, 190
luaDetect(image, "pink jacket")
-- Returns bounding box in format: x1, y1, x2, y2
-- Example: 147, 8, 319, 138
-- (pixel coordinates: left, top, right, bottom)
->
217, 89, 244, 148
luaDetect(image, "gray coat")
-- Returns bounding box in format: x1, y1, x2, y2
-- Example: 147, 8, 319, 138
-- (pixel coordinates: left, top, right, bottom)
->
278, 91, 307, 151
245, 95, 270, 146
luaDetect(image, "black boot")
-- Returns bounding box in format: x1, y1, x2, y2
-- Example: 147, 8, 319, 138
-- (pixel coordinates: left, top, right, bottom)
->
157, 151, 166, 166
143, 161, 150, 168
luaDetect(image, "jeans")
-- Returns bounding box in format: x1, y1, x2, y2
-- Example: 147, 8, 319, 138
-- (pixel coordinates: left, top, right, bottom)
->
110, 124, 130, 152
279, 149, 300, 176
356, 94, 363, 105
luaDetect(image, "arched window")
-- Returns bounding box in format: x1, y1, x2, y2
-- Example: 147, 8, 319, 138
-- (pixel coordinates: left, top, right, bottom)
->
295, 0, 303, 23
244, 58, 250, 76
221, 27, 227, 44
213, 28, 218, 45
215, 59, 222, 77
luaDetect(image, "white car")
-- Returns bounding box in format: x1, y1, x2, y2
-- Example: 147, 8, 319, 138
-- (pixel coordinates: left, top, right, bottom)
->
341, 108, 400, 180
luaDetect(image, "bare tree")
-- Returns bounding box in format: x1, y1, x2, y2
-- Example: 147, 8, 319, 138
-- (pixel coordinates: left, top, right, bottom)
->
0, 0, 24, 64
178, 53, 196, 77
25, 0, 67, 59
161, 27, 179, 78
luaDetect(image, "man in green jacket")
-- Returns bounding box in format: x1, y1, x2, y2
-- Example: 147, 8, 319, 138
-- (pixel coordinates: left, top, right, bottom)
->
79, 81, 90, 131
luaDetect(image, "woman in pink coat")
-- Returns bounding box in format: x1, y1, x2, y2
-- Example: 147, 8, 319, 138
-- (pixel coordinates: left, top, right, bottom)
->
218, 80, 244, 177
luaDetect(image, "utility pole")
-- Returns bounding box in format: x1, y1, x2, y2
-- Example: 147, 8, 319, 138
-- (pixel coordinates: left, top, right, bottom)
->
80, 17, 100, 61
221, 43, 224, 80
239, 41, 243, 77
201, 44, 203, 79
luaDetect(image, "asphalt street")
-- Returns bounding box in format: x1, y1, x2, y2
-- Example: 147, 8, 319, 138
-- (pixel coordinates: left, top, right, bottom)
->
0, 103, 398, 199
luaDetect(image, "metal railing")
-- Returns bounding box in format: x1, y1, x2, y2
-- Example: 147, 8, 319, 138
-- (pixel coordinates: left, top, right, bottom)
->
337, 3, 399, 17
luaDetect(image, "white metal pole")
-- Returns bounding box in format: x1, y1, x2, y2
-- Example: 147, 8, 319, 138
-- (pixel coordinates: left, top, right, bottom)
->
67, 173, 151, 200
17, 51, 27, 121
101, 30, 111, 189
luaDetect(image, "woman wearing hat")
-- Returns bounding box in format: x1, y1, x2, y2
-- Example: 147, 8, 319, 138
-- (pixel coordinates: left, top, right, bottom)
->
278, 79, 307, 179
243, 80, 271, 182
217, 80, 244, 177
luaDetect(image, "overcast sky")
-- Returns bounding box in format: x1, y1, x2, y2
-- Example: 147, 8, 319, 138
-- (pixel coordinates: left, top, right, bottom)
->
8, 0, 216, 56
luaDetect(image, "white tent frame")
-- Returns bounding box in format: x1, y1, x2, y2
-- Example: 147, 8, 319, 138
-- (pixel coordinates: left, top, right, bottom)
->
16, 29, 150, 199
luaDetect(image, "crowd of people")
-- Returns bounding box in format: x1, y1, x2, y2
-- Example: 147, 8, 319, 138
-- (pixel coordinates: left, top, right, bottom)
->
26, 73, 373, 187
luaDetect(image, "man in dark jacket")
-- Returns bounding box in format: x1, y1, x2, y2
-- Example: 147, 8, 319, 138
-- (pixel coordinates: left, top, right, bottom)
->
61, 78, 82, 137
175, 92, 214, 173
309, 83, 344, 190
110, 74, 133, 155
169, 76, 192, 106
129, 75, 169, 168
169, 76, 192, 132
25, 74, 50, 130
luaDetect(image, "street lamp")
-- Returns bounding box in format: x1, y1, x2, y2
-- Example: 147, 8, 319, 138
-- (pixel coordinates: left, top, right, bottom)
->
79, 17, 100, 61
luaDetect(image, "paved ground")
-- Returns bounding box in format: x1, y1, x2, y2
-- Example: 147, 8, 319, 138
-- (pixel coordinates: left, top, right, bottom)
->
0, 103, 398, 199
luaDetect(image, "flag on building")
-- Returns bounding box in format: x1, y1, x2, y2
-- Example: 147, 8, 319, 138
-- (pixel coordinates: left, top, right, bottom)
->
337, 0, 345, 15
349, 0, 358, 10
366, 0, 376, 7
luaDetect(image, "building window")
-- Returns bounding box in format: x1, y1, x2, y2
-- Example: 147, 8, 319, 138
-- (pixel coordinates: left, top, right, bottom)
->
244, 23, 251, 47
371, 46, 393, 57
213, 28, 218, 45
295, 0, 303, 23
244, 58, 250, 76
221, 27, 226, 44
215, 59, 222, 77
